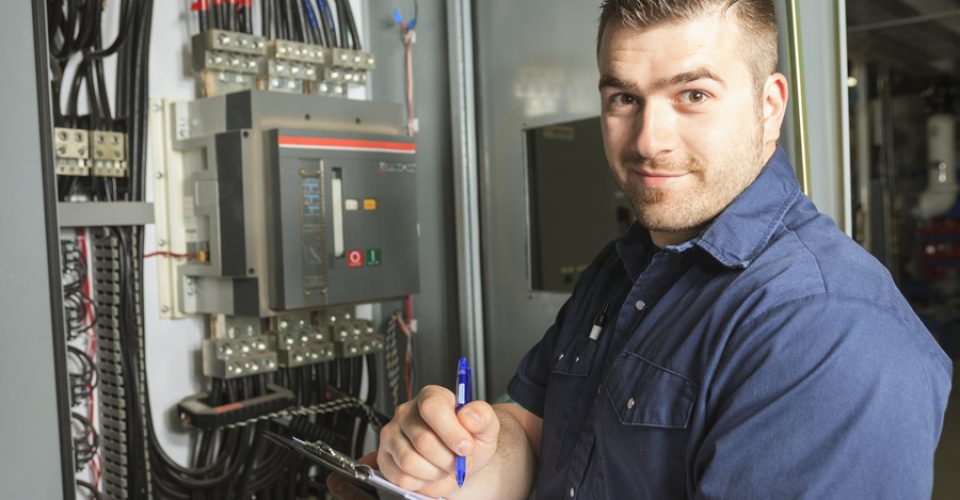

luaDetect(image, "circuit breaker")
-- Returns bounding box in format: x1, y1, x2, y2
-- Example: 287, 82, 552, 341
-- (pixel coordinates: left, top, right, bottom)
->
156, 90, 419, 317
265, 130, 418, 309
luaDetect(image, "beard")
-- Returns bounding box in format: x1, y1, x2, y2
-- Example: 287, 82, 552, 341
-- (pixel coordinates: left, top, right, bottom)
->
616, 123, 766, 234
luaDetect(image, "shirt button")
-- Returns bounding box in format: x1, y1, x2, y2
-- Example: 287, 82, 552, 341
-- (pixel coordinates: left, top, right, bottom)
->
627, 398, 636, 410
558, 353, 565, 360
569, 487, 575, 497
635, 300, 646, 311
574, 356, 580, 363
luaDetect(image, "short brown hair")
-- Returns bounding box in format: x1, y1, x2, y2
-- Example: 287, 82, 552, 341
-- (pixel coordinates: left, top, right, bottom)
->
597, 0, 778, 91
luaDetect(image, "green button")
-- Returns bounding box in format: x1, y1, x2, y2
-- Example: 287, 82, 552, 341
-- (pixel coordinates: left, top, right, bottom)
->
366, 248, 382, 266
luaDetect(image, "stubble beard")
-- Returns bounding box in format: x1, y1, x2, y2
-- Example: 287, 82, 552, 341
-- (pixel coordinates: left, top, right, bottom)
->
619, 123, 766, 234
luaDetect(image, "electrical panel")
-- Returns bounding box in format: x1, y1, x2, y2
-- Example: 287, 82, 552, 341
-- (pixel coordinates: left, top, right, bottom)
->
42, 0, 422, 496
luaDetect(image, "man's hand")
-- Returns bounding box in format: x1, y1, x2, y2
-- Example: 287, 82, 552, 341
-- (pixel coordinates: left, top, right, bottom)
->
376, 385, 500, 498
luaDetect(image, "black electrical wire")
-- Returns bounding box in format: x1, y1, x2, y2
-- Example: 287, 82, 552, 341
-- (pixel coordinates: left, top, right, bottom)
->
334, 0, 348, 49
340, 0, 361, 50
262, 0, 272, 38
84, 0, 133, 60
76, 480, 102, 500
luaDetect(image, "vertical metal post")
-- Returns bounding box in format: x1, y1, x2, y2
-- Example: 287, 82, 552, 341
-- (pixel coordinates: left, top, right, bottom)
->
877, 67, 900, 282
447, 0, 487, 400
836, 0, 853, 236
785, 0, 812, 197
851, 61, 872, 249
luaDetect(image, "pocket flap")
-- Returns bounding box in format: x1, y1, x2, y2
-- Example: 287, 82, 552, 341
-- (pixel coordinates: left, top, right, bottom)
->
604, 352, 697, 428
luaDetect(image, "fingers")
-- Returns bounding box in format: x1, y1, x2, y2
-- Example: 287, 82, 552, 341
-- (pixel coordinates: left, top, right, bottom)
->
457, 401, 500, 446
382, 421, 449, 482
358, 451, 378, 467
379, 447, 459, 498
378, 385, 499, 498
378, 443, 432, 492
417, 385, 476, 456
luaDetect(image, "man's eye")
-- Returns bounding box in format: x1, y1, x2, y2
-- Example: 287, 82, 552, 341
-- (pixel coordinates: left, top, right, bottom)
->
610, 93, 637, 106
679, 90, 709, 104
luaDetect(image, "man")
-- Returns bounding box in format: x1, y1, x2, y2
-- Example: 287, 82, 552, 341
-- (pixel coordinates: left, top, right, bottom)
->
331, 1, 952, 498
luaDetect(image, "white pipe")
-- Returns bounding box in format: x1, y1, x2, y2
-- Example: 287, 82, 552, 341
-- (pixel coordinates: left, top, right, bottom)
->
916, 113, 958, 219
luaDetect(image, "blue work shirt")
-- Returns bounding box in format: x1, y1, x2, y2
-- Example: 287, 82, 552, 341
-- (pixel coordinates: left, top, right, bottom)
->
507, 147, 953, 499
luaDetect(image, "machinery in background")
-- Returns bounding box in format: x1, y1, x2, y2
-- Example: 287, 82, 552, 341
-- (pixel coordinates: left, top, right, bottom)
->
850, 72, 960, 359
915, 87, 960, 358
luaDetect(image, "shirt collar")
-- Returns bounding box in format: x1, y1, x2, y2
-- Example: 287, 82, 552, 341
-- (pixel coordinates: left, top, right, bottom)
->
695, 145, 800, 268
616, 145, 801, 274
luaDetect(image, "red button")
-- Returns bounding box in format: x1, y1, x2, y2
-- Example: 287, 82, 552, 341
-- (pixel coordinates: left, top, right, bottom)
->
347, 250, 364, 268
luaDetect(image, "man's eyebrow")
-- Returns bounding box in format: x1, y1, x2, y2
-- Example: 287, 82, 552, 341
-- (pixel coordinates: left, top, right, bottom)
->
598, 74, 629, 91
598, 68, 725, 92
655, 68, 725, 89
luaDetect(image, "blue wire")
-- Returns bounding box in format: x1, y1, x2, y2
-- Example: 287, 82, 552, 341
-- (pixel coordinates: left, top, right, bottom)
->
304, 0, 320, 30
317, 0, 337, 38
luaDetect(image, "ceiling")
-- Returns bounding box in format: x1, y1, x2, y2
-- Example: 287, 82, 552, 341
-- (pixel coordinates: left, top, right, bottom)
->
846, 0, 960, 81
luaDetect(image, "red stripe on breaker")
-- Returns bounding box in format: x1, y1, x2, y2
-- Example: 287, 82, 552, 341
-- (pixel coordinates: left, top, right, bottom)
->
279, 136, 416, 154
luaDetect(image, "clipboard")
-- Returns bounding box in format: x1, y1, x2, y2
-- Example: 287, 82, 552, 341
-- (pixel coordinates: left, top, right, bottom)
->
264, 432, 442, 500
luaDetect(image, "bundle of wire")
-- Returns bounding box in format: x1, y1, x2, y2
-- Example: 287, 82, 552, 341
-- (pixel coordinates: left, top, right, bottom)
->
61, 240, 96, 340
258, 0, 362, 49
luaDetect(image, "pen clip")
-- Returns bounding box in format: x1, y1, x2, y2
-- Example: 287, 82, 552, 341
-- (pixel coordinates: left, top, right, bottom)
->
588, 303, 609, 341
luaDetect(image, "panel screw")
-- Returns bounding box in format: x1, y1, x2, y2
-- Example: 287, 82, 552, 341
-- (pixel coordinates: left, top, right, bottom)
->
158, 239, 167, 247
160, 305, 170, 313
155, 171, 164, 179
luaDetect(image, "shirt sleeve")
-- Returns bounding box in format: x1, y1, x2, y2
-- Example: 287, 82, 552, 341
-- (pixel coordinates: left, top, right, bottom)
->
692, 295, 953, 499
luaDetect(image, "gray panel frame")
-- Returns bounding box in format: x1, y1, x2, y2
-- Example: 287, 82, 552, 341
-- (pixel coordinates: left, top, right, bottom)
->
0, 0, 71, 497
58, 201, 156, 227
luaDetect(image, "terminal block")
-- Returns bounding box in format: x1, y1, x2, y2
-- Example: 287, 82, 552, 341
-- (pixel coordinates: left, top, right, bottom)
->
336, 333, 385, 359
54, 127, 90, 176
90, 131, 127, 177
271, 312, 335, 367
261, 40, 324, 95
192, 29, 267, 97
310, 48, 375, 97
202, 335, 278, 379
332, 319, 384, 359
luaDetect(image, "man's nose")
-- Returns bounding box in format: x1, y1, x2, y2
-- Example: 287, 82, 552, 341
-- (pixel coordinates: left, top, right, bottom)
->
634, 101, 677, 160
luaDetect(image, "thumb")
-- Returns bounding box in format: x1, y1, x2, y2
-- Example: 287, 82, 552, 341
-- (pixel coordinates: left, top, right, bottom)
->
358, 452, 378, 468
457, 401, 499, 446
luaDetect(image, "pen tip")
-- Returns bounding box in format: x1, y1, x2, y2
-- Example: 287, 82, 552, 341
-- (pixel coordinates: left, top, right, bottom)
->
457, 470, 465, 488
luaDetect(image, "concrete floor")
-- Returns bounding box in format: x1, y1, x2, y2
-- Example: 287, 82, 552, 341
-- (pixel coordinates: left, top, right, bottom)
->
933, 360, 959, 500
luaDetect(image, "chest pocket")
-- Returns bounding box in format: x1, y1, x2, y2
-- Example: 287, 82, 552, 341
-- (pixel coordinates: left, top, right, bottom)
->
603, 351, 697, 428
541, 336, 601, 469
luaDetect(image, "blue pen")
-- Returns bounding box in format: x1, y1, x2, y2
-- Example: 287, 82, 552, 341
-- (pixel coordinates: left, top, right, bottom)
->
455, 357, 472, 488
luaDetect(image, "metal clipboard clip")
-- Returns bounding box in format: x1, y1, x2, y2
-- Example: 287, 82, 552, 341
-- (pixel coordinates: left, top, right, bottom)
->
264, 432, 442, 500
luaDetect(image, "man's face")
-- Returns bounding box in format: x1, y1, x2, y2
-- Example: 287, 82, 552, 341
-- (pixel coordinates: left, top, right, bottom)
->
598, 12, 779, 242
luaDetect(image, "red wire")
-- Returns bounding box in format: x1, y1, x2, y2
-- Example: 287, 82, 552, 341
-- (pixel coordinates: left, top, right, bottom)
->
144, 250, 195, 259
77, 229, 101, 488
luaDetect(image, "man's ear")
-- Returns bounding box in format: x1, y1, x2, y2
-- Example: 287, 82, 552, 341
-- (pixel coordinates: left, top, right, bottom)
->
762, 73, 789, 144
